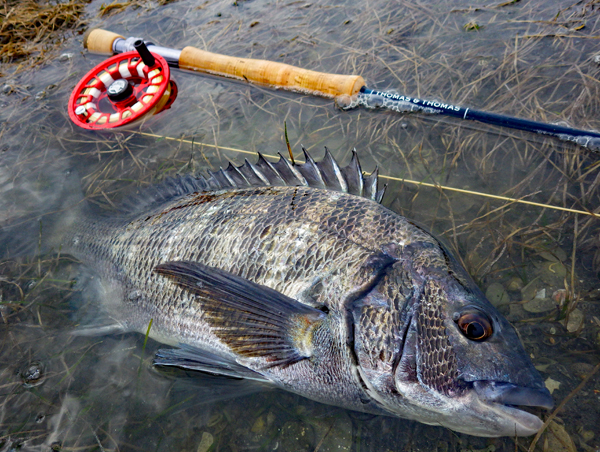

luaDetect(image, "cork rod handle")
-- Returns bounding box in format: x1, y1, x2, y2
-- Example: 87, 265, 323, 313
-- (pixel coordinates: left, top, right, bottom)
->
83, 29, 365, 98
179, 46, 365, 98
84, 29, 124, 55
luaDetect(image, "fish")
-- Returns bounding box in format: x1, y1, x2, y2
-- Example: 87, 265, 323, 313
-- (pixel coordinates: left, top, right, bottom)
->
52, 148, 553, 437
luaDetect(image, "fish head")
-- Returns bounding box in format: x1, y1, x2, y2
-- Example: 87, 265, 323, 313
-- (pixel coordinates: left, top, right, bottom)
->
352, 242, 552, 437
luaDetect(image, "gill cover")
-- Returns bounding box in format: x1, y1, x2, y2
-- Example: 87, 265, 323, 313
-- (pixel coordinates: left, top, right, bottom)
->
351, 240, 552, 436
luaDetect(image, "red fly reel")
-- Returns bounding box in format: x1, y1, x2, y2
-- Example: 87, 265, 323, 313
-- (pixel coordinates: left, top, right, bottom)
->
69, 46, 177, 130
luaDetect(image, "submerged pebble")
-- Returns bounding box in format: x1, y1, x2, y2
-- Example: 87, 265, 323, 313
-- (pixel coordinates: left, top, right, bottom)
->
523, 297, 556, 313
485, 283, 510, 306
196, 432, 213, 452
562, 308, 584, 333
538, 261, 567, 283
538, 247, 568, 262
506, 277, 523, 292
520, 279, 539, 301
20, 361, 45, 388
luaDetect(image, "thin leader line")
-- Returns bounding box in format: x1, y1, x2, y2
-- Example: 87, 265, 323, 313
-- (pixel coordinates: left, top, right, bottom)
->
133, 131, 598, 218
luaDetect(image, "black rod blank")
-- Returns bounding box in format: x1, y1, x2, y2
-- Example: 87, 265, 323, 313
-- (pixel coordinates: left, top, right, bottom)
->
360, 87, 600, 152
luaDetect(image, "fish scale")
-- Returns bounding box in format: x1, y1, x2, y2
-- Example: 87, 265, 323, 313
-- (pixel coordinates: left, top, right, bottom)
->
66, 186, 402, 346
56, 149, 553, 437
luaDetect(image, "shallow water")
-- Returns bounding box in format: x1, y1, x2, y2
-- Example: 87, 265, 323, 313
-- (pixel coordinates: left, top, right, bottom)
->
1, 0, 599, 451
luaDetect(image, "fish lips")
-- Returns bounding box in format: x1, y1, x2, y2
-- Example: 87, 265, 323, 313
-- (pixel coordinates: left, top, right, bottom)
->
469, 380, 553, 436
473, 380, 554, 410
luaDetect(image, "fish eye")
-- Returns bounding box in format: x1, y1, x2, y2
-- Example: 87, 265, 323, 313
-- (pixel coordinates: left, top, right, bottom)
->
456, 312, 493, 341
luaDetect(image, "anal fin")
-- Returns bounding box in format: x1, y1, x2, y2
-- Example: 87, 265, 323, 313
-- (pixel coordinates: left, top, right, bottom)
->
154, 261, 327, 368
154, 344, 269, 382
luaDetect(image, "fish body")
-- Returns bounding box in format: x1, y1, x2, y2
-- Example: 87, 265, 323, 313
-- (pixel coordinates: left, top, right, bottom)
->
58, 150, 552, 437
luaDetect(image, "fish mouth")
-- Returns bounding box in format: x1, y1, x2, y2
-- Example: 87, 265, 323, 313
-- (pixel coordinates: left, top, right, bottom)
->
479, 400, 545, 436
472, 380, 553, 436
473, 380, 554, 410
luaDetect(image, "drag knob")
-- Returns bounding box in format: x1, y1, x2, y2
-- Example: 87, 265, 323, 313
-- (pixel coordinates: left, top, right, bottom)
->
107, 78, 134, 103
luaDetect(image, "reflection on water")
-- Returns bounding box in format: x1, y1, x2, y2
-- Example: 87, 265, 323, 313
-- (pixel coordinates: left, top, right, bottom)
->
1, 0, 599, 450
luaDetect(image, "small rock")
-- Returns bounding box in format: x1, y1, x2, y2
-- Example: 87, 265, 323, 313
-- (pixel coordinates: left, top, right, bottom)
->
506, 277, 523, 291
539, 261, 567, 283
520, 279, 539, 301
197, 432, 214, 452
21, 361, 45, 387
522, 297, 556, 313
34, 91, 46, 100
562, 308, 584, 333
538, 247, 567, 262
545, 377, 560, 394
486, 283, 510, 306
594, 54, 600, 64
59, 53, 73, 62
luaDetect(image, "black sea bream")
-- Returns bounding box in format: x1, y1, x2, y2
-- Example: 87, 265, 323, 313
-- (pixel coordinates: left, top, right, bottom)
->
56, 149, 552, 437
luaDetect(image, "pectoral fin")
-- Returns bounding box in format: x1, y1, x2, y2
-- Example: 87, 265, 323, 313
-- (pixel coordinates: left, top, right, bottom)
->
154, 261, 327, 368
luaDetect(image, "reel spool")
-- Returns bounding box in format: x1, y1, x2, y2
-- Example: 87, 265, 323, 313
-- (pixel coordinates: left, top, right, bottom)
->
68, 41, 177, 130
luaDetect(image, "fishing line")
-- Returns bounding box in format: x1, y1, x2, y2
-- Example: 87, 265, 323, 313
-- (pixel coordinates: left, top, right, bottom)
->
131, 130, 598, 218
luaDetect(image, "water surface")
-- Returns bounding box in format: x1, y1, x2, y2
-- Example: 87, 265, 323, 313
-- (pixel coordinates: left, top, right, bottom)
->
1, 0, 599, 451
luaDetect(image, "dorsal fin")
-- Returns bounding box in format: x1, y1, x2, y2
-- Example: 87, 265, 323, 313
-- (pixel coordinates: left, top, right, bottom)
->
119, 148, 386, 215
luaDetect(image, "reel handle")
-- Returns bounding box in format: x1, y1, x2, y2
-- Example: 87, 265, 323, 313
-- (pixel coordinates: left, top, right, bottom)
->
83, 28, 365, 98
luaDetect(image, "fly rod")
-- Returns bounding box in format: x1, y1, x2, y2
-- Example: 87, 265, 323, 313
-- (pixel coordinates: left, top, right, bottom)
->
84, 29, 600, 153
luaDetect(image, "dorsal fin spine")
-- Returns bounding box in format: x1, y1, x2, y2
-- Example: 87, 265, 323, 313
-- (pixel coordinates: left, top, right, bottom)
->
276, 152, 308, 186
322, 147, 347, 192
246, 159, 271, 186
118, 148, 384, 215
256, 153, 285, 185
